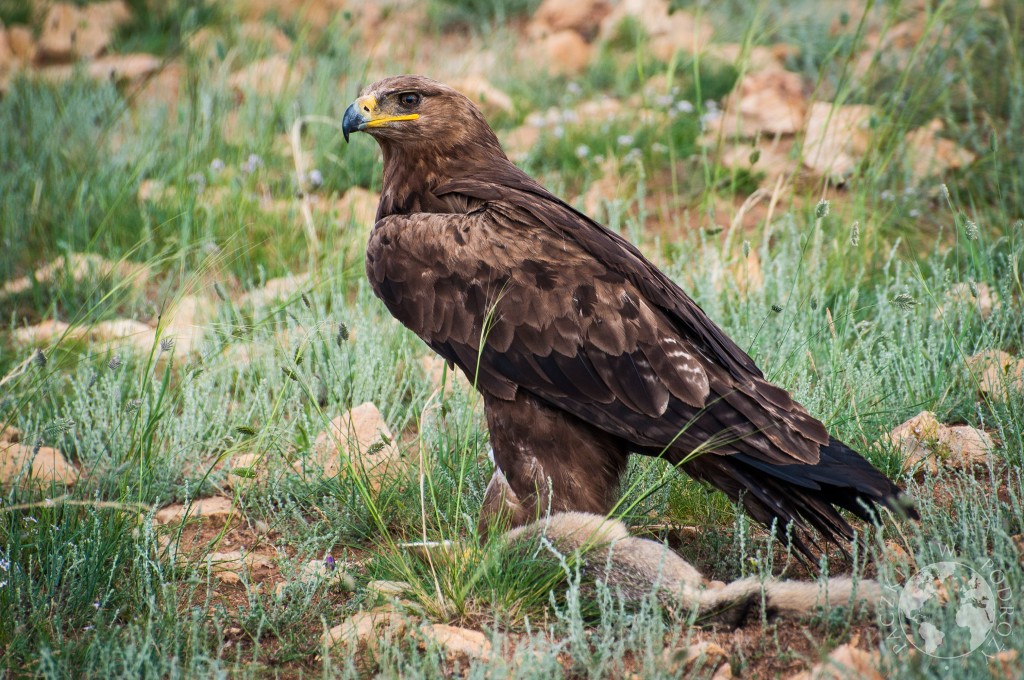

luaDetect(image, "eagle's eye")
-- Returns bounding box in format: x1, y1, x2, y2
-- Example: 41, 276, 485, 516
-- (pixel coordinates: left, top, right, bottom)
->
398, 92, 421, 109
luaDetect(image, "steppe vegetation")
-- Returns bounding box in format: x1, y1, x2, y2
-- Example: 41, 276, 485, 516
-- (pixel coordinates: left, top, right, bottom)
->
1, 0, 1022, 677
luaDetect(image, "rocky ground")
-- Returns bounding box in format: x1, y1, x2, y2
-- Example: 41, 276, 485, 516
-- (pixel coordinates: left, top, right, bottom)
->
2, 0, 1023, 678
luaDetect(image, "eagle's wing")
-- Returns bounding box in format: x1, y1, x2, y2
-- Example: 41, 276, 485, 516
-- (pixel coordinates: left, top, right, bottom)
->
366, 197, 829, 467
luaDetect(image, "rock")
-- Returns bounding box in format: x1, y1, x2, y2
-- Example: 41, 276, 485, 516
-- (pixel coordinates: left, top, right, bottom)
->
991, 650, 1021, 680
538, 30, 592, 76
322, 609, 408, 665
418, 623, 492, 666
0, 442, 79, 486
420, 355, 473, 394
90, 319, 158, 354
158, 294, 214, 353
789, 642, 883, 680
885, 411, 995, 473
206, 549, 274, 584
904, 118, 975, 182
718, 136, 798, 188
450, 75, 514, 116
664, 641, 730, 675
0, 22, 14, 75
87, 54, 162, 84
275, 559, 355, 596
1, 253, 148, 300
500, 124, 541, 161
155, 496, 236, 525
529, 0, 613, 41
336, 186, 380, 230
966, 349, 1024, 399
238, 21, 293, 53
934, 282, 996, 321
716, 69, 807, 138
311, 402, 401, 485
239, 273, 310, 307
226, 452, 266, 488
367, 580, 409, 598
802, 103, 874, 181
7, 24, 35, 64
706, 43, 797, 72
229, 55, 305, 96
38, 1, 133, 62
11, 320, 77, 346
599, 0, 713, 62
134, 61, 184, 113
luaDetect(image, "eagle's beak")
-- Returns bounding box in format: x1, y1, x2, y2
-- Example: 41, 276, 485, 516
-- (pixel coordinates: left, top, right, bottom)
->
342, 94, 419, 142
342, 100, 367, 143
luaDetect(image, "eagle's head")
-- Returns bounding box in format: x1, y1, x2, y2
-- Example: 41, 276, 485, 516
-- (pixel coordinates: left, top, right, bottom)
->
342, 75, 503, 159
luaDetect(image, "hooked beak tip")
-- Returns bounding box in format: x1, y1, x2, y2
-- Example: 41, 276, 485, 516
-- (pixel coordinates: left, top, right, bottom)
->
342, 102, 364, 144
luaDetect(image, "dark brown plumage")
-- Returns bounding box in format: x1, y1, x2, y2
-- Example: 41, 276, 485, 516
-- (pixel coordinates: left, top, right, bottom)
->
343, 75, 915, 555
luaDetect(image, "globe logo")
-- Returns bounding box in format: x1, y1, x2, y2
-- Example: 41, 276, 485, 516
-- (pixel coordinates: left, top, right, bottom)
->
898, 561, 997, 658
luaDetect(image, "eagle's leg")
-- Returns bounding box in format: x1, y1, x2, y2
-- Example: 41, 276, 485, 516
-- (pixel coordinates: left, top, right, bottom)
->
478, 392, 630, 540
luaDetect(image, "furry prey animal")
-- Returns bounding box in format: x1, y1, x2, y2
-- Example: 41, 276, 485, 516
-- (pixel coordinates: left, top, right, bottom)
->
342, 74, 916, 556
506, 512, 881, 627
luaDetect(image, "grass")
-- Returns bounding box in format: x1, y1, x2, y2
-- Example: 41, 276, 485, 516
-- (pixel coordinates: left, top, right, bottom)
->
2, 0, 1024, 677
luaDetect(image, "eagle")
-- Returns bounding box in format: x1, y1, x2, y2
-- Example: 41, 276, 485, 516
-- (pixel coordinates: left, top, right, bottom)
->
342, 75, 914, 555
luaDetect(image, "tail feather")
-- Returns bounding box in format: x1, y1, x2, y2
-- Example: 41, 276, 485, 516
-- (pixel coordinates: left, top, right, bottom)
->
683, 436, 917, 559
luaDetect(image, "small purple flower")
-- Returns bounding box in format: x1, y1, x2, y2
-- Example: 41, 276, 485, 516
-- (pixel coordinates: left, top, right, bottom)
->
675, 100, 695, 114
210, 158, 225, 172
242, 154, 263, 174
308, 169, 323, 188
324, 555, 336, 571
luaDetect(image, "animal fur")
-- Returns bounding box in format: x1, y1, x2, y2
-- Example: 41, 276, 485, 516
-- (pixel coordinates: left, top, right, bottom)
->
505, 512, 881, 627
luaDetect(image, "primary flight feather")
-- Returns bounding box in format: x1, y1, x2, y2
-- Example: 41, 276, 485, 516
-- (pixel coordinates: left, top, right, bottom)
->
343, 74, 915, 555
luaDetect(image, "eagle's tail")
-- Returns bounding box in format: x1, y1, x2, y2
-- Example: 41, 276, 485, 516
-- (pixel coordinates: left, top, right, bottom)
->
682, 437, 917, 560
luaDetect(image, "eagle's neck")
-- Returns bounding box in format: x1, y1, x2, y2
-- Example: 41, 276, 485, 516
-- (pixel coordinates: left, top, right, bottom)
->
376, 131, 507, 220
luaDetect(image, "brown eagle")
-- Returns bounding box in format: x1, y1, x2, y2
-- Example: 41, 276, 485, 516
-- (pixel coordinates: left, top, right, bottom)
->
342, 75, 914, 554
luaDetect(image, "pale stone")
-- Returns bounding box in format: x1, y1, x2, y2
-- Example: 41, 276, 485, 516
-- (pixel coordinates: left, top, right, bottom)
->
336, 186, 380, 231
885, 411, 995, 473
528, 0, 612, 41
367, 579, 409, 598
706, 43, 797, 73
321, 609, 408, 661
90, 319, 158, 354
0, 442, 79, 486
418, 623, 492, 665
450, 75, 515, 116
158, 294, 214, 352
934, 282, 996, 321
87, 54, 162, 84
12, 320, 77, 346
789, 643, 883, 680
229, 55, 304, 96
539, 30, 592, 76
600, 0, 713, 61
239, 273, 310, 307
421, 354, 473, 395
966, 349, 1024, 398
802, 103, 874, 180
311, 403, 401, 485
238, 22, 293, 53
38, 1, 132, 61
7, 25, 35, 63
1, 253, 148, 299
717, 69, 807, 138
905, 119, 976, 182
155, 496, 236, 525
664, 641, 730, 675
206, 549, 273, 584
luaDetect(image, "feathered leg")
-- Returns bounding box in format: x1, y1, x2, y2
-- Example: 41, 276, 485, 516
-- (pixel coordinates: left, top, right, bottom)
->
478, 392, 629, 540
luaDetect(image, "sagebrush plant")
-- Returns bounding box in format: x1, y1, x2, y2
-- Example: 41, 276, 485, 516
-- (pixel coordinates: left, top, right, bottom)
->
2, 0, 1023, 677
